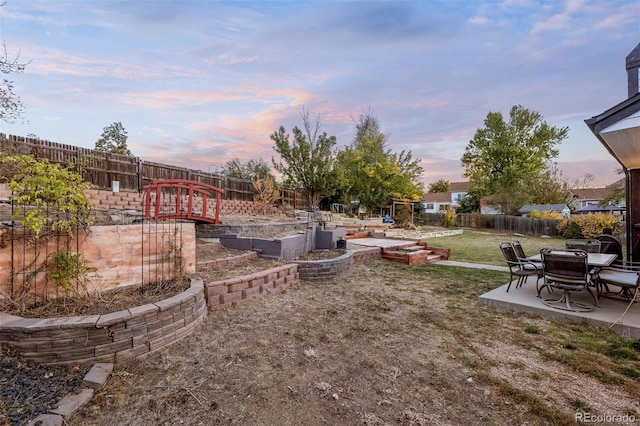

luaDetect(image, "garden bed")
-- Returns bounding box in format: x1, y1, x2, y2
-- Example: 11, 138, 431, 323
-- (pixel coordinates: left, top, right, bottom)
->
0, 278, 207, 366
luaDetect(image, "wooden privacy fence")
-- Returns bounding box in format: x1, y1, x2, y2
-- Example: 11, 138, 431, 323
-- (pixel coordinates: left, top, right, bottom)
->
421, 212, 561, 236
1, 134, 307, 208
463, 213, 561, 236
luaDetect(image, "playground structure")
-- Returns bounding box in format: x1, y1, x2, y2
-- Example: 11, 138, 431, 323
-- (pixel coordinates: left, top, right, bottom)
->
143, 179, 224, 224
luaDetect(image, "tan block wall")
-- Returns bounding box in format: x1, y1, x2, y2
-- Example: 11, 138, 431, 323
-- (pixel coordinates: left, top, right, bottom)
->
84, 222, 196, 289
0, 223, 196, 298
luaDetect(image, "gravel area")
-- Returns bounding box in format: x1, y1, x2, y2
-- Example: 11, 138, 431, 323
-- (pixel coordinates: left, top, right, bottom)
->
0, 347, 89, 426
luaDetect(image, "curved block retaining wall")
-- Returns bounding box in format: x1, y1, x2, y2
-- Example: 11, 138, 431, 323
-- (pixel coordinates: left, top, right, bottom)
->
205, 264, 299, 308
0, 278, 207, 365
294, 250, 354, 282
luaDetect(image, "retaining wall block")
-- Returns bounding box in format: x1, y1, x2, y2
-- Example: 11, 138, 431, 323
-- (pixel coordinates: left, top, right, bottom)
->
250, 276, 266, 288
76, 329, 112, 347
220, 291, 243, 306
161, 319, 185, 337
243, 286, 261, 299
205, 294, 222, 307
55, 346, 96, 362
96, 310, 132, 328
207, 283, 228, 296
261, 281, 276, 292
115, 343, 150, 363
94, 338, 133, 358
133, 328, 162, 346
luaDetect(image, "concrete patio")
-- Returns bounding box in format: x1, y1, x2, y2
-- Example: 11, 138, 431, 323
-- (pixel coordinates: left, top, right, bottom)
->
478, 275, 640, 339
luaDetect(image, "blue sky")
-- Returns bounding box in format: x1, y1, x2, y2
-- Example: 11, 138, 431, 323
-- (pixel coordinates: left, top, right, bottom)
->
1, 0, 639, 186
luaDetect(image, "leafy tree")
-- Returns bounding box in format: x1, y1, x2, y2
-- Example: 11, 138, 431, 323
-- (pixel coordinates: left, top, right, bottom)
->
221, 157, 274, 182
1, 154, 94, 311
530, 162, 572, 205
95, 121, 132, 156
461, 105, 568, 215
271, 108, 337, 209
335, 112, 423, 215
428, 179, 450, 193
2, 155, 93, 238
457, 192, 481, 213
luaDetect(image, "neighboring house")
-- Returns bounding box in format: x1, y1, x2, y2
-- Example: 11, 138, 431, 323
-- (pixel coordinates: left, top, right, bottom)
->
574, 204, 625, 216
569, 179, 625, 210
519, 204, 571, 218
422, 181, 471, 213
449, 181, 472, 207
421, 192, 451, 213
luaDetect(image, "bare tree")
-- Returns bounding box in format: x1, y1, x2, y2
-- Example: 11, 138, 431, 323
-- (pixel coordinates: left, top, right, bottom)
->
1, 37, 29, 123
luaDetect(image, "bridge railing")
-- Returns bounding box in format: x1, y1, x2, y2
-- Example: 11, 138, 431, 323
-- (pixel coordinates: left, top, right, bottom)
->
143, 179, 224, 224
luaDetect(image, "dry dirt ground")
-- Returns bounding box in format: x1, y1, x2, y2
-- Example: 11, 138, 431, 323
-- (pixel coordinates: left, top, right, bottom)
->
68, 256, 640, 426
3, 214, 640, 426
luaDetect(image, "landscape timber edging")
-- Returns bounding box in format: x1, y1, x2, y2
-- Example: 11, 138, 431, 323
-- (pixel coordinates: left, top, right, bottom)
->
0, 278, 207, 366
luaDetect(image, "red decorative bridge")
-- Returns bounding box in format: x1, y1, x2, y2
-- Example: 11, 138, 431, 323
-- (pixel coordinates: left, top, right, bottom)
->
143, 179, 224, 224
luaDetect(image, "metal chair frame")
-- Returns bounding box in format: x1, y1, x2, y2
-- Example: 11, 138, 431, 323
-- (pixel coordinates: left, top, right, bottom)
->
500, 242, 541, 292
594, 234, 623, 266
511, 240, 545, 295
540, 249, 598, 312
594, 261, 640, 301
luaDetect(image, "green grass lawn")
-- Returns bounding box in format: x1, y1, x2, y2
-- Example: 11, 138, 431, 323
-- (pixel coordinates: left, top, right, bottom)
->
423, 228, 567, 265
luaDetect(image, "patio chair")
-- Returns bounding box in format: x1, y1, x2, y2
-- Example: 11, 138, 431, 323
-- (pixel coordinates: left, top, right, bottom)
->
499, 242, 541, 292
511, 240, 546, 295
540, 248, 599, 312
565, 239, 601, 253
594, 234, 623, 266
593, 261, 639, 301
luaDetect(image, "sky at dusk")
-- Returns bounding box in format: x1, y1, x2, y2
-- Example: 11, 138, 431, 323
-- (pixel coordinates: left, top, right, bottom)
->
1, 0, 639, 187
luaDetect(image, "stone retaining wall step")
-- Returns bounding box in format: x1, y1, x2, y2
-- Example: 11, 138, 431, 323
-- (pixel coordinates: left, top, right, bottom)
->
83, 362, 114, 389
27, 413, 63, 426
49, 388, 94, 419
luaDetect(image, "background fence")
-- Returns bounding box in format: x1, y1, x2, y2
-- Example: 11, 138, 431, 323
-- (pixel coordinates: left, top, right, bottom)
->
421, 212, 562, 236
1, 134, 309, 209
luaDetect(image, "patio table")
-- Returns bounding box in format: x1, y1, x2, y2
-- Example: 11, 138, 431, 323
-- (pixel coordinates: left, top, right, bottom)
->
526, 252, 617, 268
